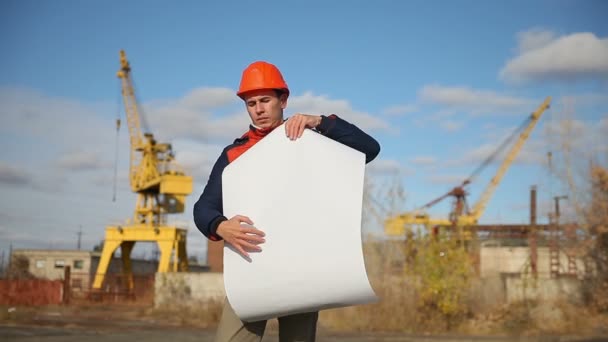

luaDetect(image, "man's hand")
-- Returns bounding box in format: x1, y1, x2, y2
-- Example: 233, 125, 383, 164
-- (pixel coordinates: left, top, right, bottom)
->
216, 215, 265, 259
285, 114, 322, 140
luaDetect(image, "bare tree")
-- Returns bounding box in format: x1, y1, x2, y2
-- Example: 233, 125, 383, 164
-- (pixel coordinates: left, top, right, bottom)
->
544, 97, 608, 310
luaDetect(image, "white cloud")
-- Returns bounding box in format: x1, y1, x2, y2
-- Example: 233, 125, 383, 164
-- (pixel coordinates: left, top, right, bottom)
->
500, 31, 608, 83
426, 174, 467, 185
419, 84, 535, 115
410, 156, 437, 166
0, 87, 113, 147
440, 120, 464, 132
0, 162, 32, 186
143, 87, 248, 143
178, 87, 237, 110
0, 160, 68, 193
171, 140, 226, 183
91, 172, 129, 189
144, 89, 393, 144
558, 93, 608, 108
57, 151, 111, 171
382, 104, 417, 116
544, 118, 607, 156
288, 91, 393, 133
516, 28, 556, 54
453, 139, 544, 169
366, 159, 409, 174
438, 116, 605, 189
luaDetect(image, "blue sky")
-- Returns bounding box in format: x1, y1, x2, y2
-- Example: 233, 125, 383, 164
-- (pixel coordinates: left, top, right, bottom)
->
1, 0, 607, 263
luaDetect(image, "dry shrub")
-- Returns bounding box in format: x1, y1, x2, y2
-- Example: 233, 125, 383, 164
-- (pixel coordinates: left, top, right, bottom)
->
320, 233, 474, 333
406, 233, 474, 331
6, 256, 35, 279
501, 301, 535, 335
583, 166, 608, 312
544, 102, 608, 313
467, 275, 505, 316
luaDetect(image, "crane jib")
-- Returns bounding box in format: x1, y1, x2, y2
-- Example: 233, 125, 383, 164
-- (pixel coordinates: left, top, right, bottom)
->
384, 96, 552, 237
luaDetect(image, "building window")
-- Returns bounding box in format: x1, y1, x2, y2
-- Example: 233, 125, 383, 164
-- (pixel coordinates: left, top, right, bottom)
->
54, 259, 65, 268
73, 260, 84, 269
35, 260, 46, 268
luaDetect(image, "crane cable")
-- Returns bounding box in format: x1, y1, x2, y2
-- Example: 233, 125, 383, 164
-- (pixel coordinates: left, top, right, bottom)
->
463, 113, 533, 186
416, 113, 534, 211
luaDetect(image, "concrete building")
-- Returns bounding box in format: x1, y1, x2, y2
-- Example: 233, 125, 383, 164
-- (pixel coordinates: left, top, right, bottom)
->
479, 244, 588, 279
11, 249, 158, 292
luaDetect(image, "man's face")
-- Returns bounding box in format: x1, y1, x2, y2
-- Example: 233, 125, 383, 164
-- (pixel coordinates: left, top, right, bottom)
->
243, 89, 287, 129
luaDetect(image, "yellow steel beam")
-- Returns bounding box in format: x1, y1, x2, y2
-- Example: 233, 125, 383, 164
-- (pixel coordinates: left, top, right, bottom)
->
120, 241, 135, 291
92, 239, 121, 289
92, 225, 188, 290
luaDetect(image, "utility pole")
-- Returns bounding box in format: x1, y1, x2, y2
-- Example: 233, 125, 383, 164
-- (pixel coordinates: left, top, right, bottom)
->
554, 195, 568, 224
77, 226, 83, 250
530, 185, 538, 278
0, 250, 5, 277
8, 243, 12, 277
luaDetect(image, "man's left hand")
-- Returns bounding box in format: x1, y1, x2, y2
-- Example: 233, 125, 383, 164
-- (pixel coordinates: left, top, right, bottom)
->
285, 114, 322, 140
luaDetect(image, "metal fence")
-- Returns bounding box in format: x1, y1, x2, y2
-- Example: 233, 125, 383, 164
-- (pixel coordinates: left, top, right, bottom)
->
69, 271, 155, 304
0, 279, 64, 305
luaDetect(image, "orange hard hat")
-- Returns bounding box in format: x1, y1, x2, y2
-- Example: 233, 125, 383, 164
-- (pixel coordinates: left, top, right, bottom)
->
237, 61, 289, 99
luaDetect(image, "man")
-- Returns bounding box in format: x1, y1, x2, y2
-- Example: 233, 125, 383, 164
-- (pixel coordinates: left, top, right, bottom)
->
193, 61, 380, 342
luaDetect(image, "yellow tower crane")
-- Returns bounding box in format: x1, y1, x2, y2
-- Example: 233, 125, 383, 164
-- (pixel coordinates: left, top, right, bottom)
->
92, 50, 193, 291
385, 97, 551, 237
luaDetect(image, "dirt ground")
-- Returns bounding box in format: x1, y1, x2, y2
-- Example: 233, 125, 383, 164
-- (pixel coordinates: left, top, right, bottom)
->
1, 304, 607, 342
3, 324, 608, 342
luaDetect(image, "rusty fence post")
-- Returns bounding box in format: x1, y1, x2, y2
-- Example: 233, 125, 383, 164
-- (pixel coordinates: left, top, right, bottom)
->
63, 266, 71, 305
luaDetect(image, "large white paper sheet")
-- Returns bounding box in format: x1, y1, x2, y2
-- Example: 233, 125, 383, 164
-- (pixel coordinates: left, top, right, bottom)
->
222, 123, 377, 322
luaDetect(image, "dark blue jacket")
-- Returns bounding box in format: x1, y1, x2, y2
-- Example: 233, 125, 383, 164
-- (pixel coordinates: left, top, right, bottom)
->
193, 114, 380, 241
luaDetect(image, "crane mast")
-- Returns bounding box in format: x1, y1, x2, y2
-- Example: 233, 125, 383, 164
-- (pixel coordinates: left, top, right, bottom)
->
92, 50, 193, 293
384, 97, 551, 236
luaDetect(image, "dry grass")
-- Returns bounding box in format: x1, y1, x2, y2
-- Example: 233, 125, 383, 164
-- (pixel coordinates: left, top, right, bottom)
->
319, 233, 608, 335
149, 298, 224, 328
319, 239, 414, 332
320, 237, 472, 333
459, 299, 608, 336
319, 274, 418, 332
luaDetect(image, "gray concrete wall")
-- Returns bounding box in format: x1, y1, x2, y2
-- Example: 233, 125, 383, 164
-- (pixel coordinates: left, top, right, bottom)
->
480, 246, 586, 279
155, 272, 225, 309
153, 272, 582, 312
504, 275, 582, 303
471, 274, 583, 313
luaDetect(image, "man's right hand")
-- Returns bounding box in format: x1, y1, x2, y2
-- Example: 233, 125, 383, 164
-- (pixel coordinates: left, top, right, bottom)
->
216, 215, 265, 259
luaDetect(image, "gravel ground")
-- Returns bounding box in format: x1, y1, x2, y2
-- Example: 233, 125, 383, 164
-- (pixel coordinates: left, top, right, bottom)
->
1, 305, 606, 342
